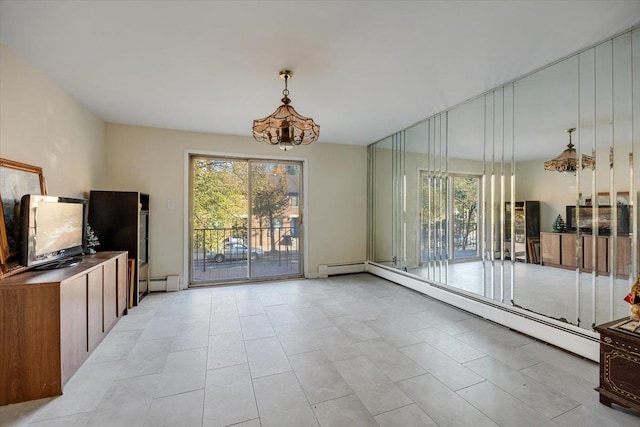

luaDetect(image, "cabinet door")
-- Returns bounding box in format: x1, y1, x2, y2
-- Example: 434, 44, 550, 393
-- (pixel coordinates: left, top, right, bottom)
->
541, 233, 560, 265
561, 234, 577, 268
1, 284, 62, 404
583, 235, 608, 274
616, 236, 631, 278
103, 260, 117, 333
87, 268, 103, 352
60, 276, 88, 384
116, 254, 128, 316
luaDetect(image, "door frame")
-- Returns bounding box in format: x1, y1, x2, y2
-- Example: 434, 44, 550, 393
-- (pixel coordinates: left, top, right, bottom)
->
183, 149, 308, 288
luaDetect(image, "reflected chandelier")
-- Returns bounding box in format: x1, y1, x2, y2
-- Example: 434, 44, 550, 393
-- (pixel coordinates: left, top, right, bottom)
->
544, 128, 594, 172
252, 70, 320, 151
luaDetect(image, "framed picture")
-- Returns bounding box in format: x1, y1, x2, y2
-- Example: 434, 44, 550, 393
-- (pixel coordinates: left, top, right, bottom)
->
0, 158, 46, 276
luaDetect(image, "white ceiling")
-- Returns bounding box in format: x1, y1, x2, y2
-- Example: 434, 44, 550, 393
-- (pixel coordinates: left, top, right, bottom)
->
1, 1, 639, 146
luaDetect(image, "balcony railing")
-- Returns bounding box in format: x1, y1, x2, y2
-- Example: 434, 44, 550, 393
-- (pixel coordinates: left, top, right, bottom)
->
192, 226, 299, 272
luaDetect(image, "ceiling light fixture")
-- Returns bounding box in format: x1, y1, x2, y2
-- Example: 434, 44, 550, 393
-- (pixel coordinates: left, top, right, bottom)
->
252, 70, 320, 151
544, 128, 594, 172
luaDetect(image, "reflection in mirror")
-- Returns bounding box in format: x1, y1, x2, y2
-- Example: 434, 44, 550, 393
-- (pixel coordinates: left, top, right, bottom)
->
369, 136, 393, 267
368, 27, 638, 332
446, 95, 491, 296
633, 29, 640, 285
391, 131, 406, 271
577, 44, 598, 328
406, 115, 449, 283
404, 120, 426, 278
514, 55, 579, 324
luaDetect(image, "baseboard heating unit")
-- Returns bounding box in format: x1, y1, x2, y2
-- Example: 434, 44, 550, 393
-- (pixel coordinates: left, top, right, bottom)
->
149, 275, 180, 292
317, 262, 366, 278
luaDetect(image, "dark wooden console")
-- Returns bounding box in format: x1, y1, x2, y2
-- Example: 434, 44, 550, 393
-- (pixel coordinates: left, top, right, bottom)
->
0, 252, 128, 406
594, 318, 640, 413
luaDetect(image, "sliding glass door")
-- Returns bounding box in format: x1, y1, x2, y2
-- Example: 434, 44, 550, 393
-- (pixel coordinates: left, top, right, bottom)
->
249, 161, 302, 279
451, 175, 480, 261
190, 156, 303, 285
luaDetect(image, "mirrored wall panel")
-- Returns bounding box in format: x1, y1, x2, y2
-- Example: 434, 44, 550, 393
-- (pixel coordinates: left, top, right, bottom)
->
368, 28, 639, 331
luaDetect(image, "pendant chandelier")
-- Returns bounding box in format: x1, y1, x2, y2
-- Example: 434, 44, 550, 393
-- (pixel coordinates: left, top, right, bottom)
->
252, 70, 320, 151
543, 128, 594, 172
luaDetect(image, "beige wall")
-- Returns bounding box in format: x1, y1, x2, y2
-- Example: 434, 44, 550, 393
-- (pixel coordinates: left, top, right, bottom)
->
0, 43, 366, 283
0, 43, 105, 197
104, 124, 367, 281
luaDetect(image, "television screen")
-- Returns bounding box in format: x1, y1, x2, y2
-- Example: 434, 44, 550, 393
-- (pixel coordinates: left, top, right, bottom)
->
35, 201, 84, 256
20, 194, 87, 268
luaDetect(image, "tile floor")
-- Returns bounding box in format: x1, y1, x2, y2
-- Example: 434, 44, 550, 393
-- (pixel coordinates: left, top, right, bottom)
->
411, 261, 633, 330
1, 273, 639, 427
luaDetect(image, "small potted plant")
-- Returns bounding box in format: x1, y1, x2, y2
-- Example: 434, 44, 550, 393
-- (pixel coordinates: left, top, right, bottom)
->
552, 214, 566, 233
86, 223, 100, 254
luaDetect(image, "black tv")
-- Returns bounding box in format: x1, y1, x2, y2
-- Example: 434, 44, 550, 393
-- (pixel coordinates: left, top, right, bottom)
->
19, 194, 88, 269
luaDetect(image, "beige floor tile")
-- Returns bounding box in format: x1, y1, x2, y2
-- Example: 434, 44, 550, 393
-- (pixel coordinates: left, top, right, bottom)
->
2, 274, 638, 427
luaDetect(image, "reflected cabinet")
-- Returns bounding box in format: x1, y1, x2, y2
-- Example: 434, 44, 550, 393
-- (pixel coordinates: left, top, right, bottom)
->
540, 232, 633, 278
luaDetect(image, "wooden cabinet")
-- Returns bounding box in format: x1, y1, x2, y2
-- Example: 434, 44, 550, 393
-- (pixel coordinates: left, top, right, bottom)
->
0, 284, 61, 404
60, 276, 88, 384
89, 191, 149, 306
594, 318, 640, 412
540, 232, 632, 278
560, 233, 577, 268
116, 255, 128, 318
540, 232, 577, 268
103, 259, 118, 333
0, 252, 128, 406
583, 235, 608, 275
540, 232, 561, 265
87, 268, 103, 352
615, 236, 631, 278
